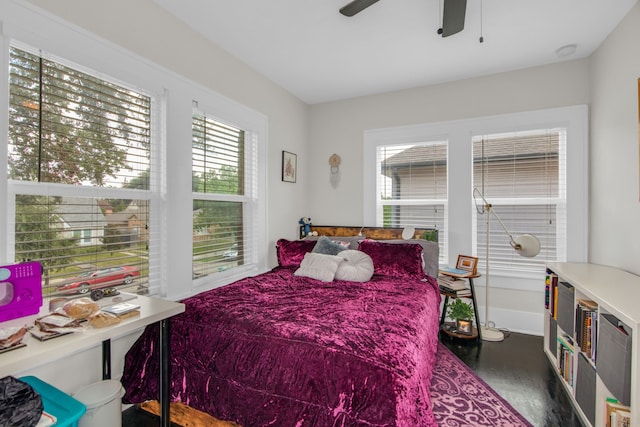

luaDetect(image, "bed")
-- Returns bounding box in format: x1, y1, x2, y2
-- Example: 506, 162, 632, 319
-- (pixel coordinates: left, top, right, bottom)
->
121, 230, 441, 426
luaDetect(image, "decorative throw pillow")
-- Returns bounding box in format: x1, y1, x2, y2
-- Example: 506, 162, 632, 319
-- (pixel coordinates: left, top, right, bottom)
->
312, 236, 348, 256
294, 252, 344, 282
276, 239, 316, 268
335, 250, 374, 282
358, 240, 424, 278
375, 239, 440, 278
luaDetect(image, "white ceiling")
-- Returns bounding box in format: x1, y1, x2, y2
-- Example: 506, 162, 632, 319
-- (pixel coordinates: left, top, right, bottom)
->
154, 0, 638, 105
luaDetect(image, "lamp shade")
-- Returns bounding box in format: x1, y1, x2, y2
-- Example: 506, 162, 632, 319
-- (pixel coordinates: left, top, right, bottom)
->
513, 234, 541, 258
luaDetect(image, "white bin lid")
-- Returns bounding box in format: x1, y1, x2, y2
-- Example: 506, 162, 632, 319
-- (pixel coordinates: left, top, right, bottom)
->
74, 380, 124, 409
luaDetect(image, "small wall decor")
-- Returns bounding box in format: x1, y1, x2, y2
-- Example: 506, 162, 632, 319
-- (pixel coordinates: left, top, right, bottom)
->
282, 151, 297, 183
329, 153, 341, 188
329, 154, 341, 174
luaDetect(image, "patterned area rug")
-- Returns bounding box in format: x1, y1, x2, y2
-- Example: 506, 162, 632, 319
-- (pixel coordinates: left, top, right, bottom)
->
431, 342, 533, 426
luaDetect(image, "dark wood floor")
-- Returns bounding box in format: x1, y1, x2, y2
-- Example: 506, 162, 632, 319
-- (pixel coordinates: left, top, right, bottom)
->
441, 331, 584, 427
123, 332, 583, 427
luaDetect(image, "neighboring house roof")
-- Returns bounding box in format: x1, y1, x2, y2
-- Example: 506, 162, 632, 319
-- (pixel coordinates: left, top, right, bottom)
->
382, 132, 559, 176
57, 197, 107, 228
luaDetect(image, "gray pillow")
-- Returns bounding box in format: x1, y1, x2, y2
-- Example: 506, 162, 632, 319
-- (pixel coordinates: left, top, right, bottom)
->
294, 252, 344, 282
312, 236, 348, 256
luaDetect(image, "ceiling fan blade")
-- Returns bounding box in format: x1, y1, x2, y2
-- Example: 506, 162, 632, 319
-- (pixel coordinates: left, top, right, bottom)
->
340, 0, 380, 17
441, 0, 467, 37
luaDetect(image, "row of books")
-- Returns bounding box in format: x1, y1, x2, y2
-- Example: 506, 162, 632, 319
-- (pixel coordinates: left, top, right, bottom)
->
575, 298, 598, 363
546, 269, 599, 363
557, 334, 574, 386
606, 399, 631, 427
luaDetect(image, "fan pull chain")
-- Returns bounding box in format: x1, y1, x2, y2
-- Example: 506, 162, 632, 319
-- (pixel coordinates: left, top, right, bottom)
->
437, 0, 443, 35
479, 0, 485, 43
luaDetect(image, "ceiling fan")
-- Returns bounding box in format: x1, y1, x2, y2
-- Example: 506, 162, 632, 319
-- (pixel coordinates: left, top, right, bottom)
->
339, 0, 468, 38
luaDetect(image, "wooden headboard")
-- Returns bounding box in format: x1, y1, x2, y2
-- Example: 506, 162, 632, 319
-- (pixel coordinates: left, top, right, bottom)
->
299, 225, 438, 242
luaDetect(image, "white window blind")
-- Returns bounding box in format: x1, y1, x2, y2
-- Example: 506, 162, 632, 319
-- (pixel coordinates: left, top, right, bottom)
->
8, 45, 155, 297
192, 109, 258, 279
472, 129, 566, 273
376, 141, 447, 263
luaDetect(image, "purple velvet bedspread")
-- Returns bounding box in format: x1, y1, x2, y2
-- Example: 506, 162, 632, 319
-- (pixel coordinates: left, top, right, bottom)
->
122, 267, 441, 426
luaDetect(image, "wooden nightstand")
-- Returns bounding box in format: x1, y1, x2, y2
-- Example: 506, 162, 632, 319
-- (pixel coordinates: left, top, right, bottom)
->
439, 272, 482, 340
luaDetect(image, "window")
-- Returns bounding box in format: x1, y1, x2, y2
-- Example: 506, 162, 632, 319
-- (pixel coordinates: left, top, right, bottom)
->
373, 141, 447, 263
365, 106, 587, 287
192, 108, 259, 279
8, 45, 156, 298
472, 130, 565, 273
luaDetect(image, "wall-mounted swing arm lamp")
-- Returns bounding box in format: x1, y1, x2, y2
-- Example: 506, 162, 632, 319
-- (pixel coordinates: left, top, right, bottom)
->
473, 187, 541, 342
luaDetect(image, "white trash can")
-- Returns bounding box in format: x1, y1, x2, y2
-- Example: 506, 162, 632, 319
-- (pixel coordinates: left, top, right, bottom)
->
74, 379, 124, 427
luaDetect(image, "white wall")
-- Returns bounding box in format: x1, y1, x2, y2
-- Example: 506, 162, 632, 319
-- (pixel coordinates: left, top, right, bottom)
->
308, 59, 591, 224
589, 2, 640, 275
308, 60, 591, 335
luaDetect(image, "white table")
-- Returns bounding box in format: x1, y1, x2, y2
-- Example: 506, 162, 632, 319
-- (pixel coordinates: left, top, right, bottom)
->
0, 293, 185, 427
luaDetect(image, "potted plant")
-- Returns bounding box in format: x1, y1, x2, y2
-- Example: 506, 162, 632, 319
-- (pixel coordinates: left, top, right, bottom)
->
446, 298, 474, 334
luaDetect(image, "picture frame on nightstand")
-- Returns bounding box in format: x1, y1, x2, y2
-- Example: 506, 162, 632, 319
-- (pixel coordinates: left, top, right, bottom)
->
456, 319, 473, 335
456, 255, 479, 275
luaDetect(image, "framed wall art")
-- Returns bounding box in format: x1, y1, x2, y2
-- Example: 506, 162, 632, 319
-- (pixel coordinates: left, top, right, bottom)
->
282, 151, 297, 183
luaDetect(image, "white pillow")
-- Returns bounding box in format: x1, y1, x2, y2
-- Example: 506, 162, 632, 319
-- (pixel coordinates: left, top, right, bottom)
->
335, 250, 374, 282
294, 252, 344, 282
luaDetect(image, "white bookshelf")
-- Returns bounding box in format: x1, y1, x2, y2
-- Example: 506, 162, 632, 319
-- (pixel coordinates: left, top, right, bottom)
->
545, 262, 640, 427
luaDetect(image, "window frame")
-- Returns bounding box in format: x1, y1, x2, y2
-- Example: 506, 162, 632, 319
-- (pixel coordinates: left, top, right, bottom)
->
191, 107, 262, 282
5, 41, 162, 296
364, 106, 588, 289
371, 139, 449, 265
0, 5, 269, 300
189, 97, 267, 294
471, 129, 566, 275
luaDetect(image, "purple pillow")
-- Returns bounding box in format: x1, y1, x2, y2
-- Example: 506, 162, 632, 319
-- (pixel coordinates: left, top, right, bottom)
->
276, 239, 316, 268
358, 240, 424, 278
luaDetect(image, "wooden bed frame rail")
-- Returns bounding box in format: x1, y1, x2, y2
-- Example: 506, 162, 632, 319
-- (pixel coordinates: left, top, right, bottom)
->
299, 225, 438, 242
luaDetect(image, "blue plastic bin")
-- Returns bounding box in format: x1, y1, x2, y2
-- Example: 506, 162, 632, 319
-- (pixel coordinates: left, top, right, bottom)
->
19, 376, 86, 427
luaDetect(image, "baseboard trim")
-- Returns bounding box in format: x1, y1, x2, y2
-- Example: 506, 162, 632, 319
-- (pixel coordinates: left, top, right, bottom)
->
480, 306, 544, 336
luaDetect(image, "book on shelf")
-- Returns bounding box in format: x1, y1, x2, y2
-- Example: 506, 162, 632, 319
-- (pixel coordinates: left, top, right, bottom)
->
557, 334, 574, 352
606, 399, 631, 427
557, 335, 574, 386
545, 269, 559, 315
575, 299, 598, 362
